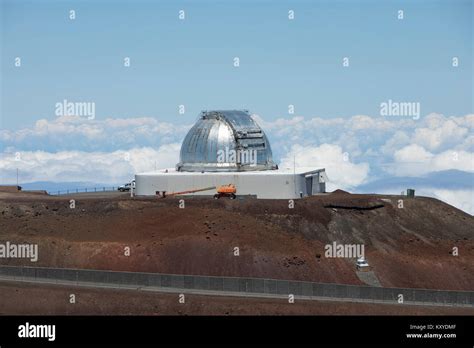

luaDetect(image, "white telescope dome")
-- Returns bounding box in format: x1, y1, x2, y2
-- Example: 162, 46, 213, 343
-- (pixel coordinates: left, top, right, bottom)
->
176, 110, 277, 172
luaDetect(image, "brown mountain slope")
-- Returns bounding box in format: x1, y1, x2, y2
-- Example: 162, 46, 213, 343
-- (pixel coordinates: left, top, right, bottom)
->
0, 192, 472, 290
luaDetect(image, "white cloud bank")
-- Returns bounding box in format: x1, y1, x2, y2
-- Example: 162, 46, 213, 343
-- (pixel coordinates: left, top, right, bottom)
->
392, 145, 474, 176
0, 115, 190, 152
1, 112, 473, 214
0, 144, 180, 184
280, 144, 370, 191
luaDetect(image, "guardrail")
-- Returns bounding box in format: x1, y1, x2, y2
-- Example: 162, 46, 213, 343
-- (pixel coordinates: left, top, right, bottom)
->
0, 265, 472, 307
48, 187, 119, 195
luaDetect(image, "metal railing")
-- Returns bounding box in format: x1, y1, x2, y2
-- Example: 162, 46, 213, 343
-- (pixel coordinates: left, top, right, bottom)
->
0, 265, 472, 307
48, 187, 119, 196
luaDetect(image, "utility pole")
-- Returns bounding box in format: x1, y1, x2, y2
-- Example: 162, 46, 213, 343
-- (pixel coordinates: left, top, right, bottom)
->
16, 168, 19, 186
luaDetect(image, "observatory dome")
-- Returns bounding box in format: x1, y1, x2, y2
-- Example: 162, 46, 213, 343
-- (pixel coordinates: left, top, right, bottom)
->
176, 110, 277, 172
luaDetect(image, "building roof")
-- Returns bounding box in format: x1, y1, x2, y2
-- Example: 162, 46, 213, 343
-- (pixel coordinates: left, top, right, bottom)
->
138, 166, 326, 177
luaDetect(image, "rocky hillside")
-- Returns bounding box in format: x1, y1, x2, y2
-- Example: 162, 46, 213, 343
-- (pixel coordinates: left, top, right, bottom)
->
0, 191, 472, 291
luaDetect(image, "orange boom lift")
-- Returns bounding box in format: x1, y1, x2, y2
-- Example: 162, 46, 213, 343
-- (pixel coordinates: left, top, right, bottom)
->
214, 184, 237, 199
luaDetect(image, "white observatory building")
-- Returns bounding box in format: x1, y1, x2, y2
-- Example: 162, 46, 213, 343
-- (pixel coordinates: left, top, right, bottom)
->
135, 110, 327, 199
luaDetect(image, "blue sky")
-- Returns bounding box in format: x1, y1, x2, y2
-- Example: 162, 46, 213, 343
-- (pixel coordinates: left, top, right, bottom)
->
0, 0, 473, 214
1, 0, 472, 129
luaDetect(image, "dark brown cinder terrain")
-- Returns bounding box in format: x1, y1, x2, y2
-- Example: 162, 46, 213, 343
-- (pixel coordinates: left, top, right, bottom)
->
0, 190, 472, 293
1, 281, 473, 315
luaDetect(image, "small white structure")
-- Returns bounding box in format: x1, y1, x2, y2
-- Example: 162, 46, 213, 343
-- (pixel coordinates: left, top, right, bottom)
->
135, 166, 327, 199
135, 110, 328, 199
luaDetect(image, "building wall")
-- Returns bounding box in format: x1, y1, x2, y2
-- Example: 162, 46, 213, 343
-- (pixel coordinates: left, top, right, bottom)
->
135, 171, 324, 199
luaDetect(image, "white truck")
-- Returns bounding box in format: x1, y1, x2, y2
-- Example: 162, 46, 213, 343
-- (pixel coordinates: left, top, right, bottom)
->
118, 180, 135, 192
356, 257, 370, 270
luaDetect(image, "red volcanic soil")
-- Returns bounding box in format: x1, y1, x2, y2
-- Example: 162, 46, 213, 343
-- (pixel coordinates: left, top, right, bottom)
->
0, 191, 473, 291
1, 281, 473, 315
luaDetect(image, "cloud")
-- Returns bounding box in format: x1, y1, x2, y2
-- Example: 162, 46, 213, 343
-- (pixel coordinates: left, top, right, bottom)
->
4, 112, 472, 166
392, 145, 474, 176
412, 118, 469, 151
1, 112, 473, 214
380, 130, 411, 156
0, 116, 191, 152
279, 144, 370, 190
394, 144, 434, 163
253, 112, 474, 176
0, 144, 181, 184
